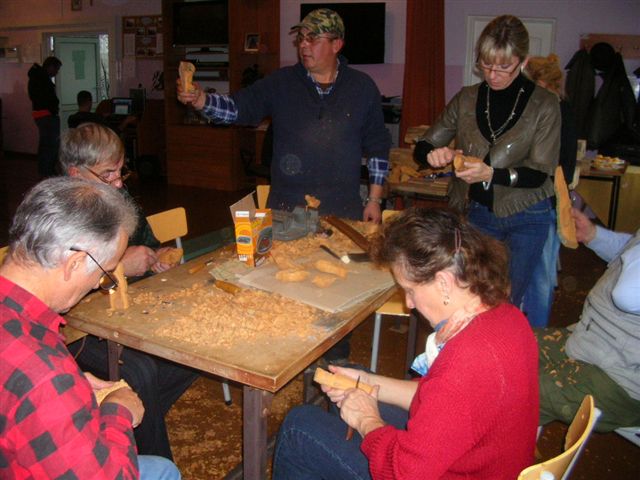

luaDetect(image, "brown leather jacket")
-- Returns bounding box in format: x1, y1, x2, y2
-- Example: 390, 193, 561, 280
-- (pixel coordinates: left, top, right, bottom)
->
420, 83, 561, 217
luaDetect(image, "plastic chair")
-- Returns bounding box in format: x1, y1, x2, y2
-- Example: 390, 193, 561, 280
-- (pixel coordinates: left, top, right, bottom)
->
518, 395, 601, 480
146, 207, 233, 405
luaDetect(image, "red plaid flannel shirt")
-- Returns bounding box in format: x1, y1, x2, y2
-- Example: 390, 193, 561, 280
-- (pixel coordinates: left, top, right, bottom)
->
0, 276, 139, 479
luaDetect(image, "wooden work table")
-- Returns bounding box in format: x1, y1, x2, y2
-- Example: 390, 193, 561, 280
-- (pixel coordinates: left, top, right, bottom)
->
65, 246, 396, 478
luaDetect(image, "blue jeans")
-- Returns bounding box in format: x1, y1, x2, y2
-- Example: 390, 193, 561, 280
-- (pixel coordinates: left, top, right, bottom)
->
273, 403, 408, 479
34, 115, 60, 177
467, 199, 555, 309
139, 455, 181, 480
522, 220, 559, 327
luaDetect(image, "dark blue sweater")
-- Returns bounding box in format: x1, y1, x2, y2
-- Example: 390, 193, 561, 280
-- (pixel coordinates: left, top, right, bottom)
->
233, 60, 390, 219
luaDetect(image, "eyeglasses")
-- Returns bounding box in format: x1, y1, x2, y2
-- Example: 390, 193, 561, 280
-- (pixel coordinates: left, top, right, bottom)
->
476, 60, 521, 75
83, 165, 132, 186
70, 247, 118, 291
294, 33, 337, 46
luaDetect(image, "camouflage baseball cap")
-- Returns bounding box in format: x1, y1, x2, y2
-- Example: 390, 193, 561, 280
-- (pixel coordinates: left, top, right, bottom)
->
290, 8, 345, 39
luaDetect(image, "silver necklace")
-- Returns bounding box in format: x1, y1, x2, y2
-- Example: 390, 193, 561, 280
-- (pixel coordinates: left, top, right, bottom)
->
485, 85, 524, 143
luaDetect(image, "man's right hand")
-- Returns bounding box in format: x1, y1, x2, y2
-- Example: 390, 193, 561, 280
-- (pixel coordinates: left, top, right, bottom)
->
121, 245, 158, 277
571, 207, 597, 244
176, 80, 206, 110
104, 387, 145, 428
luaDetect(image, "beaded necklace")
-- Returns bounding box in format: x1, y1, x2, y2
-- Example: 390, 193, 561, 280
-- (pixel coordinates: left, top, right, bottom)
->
485, 85, 525, 143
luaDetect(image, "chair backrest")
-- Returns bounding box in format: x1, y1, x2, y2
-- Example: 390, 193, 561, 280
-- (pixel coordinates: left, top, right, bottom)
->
256, 185, 270, 210
146, 207, 188, 263
518, 395, 600, 480
0, 245, 8, 266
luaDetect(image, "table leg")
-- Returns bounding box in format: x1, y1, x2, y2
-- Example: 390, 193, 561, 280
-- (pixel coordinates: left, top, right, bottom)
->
404, 312, 418, 379
107, 340, 123, 380
243, 386, 273, 479
609, 176, 621, 230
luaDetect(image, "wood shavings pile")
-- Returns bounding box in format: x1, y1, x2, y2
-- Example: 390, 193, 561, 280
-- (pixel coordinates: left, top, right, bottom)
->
154, 288, 322, 348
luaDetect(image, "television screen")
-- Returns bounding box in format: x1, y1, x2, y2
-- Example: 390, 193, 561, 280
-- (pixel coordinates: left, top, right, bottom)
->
300, 3, 385, 64
173, 0, 229, 47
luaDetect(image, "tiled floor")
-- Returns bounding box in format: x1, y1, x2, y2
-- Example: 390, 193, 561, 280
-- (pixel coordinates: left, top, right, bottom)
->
2, 152, 638, 479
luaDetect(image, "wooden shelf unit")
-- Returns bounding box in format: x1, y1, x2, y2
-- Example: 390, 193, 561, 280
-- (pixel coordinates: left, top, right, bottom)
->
162, 0, 280, 190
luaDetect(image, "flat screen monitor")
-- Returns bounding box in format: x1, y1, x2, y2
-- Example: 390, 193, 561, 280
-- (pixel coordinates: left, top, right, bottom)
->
112, 98, 133, 116
173, 0, 229, 47
300, 3, 385, 64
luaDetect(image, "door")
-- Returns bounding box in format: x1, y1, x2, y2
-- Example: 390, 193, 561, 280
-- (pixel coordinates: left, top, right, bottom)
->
54, 36, 100, 131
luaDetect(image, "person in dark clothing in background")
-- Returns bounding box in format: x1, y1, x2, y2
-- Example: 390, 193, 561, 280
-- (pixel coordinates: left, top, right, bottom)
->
68, 90, 108, 129
68, 90, 137, 134
28, 56, 62, 177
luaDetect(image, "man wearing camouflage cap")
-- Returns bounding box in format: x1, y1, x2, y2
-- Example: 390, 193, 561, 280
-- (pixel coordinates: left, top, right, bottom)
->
178, 8, 390, 224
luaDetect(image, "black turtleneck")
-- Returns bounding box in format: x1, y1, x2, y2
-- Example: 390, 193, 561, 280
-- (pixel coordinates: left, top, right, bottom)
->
470, 74, 548, 209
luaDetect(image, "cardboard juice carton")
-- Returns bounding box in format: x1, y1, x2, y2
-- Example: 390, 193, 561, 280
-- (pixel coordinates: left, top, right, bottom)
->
230, 192, 272, 267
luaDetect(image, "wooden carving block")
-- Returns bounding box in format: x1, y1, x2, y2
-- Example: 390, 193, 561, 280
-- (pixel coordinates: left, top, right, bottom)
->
313, 368, 373, 395
109, 262, 129, 310
453, 154, 483, 172
179, 61, 196, 92
94, 379, 130, 405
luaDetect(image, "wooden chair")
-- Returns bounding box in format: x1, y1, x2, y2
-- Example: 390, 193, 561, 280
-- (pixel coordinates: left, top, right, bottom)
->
370, 210, 417, 375
0, 245, 7, 265
518, 395, 601, 480
146, 207, 188, 263
146, 206, 234, 404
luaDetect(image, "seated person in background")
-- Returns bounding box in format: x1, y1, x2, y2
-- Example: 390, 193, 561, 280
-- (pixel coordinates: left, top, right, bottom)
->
59, 122, 198, 459
0, 177, 179, 479
68, 90, 109, 128
537, 208, 640, 432
68, 90, 136, 132
273, 208, 539, 479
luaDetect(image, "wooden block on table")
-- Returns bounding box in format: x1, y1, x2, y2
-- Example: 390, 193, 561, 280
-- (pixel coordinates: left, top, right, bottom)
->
313, 367, 373, 394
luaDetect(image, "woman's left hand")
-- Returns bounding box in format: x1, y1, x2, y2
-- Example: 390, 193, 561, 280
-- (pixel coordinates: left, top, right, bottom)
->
455, 161, 493, 185
340, 385, 385, 437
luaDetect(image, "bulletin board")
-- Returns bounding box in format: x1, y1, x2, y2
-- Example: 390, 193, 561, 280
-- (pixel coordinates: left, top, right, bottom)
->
122, 15, 163, 58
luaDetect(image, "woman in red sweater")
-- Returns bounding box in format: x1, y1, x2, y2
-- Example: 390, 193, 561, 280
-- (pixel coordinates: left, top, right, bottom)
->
273, 208, 539, 479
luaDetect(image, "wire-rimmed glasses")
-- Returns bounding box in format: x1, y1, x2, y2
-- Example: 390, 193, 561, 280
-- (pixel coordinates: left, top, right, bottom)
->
70, 247, 118, 291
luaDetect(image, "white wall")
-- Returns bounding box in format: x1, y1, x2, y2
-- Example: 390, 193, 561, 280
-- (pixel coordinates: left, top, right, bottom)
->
444, 0, 640, 101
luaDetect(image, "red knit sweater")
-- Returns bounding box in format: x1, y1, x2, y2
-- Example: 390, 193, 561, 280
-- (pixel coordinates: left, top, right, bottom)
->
362, 303, 538, 479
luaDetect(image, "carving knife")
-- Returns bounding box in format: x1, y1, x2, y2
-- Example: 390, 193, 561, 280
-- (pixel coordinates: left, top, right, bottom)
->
345, 375, 361, 441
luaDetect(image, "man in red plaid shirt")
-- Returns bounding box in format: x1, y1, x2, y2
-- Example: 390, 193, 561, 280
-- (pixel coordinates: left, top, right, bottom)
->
0, 177, 180, 479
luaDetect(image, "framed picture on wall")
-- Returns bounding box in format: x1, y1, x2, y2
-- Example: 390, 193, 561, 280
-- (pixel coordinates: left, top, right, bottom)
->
463, 16, 556, 86
244, 33, 260, 53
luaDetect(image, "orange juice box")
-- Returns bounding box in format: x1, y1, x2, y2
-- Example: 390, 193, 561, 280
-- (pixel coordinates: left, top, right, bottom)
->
230, 192, 272, 267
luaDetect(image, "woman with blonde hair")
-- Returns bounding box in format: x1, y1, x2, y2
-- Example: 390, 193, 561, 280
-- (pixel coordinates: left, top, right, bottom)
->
413, 15, 561, 314
522, 54, 578, 326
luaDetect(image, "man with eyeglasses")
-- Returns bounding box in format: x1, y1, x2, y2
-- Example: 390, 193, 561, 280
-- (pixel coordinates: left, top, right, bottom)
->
0, 177, 180, 479
177, 8, 391, 224
58, 122, 199, 460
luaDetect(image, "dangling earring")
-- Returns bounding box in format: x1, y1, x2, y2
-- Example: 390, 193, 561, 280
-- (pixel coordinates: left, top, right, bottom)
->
443, 293, 450, 306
